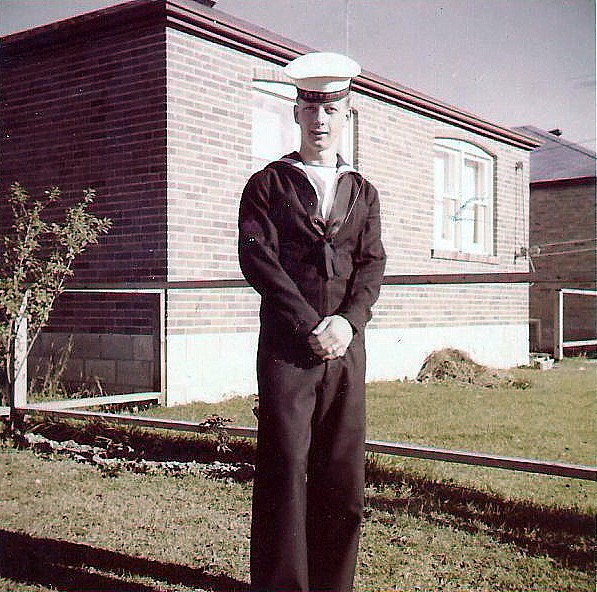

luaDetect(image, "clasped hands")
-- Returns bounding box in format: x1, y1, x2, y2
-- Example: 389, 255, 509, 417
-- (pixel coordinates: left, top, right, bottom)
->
308, 315, 354, 360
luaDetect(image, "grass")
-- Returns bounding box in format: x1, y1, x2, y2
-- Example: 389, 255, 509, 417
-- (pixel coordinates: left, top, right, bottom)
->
364, 358, 596, 514
1, 358, 595, 591
142, 357, 596, 512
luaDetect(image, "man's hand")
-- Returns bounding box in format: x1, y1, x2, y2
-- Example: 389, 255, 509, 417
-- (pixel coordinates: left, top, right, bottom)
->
308, 315, 354, 360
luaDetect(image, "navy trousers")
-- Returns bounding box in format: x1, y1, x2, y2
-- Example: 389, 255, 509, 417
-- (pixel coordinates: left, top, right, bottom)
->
250, 336, 366, 592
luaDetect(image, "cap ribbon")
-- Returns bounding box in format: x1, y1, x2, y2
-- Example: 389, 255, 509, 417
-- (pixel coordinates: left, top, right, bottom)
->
297, 86, 350, 102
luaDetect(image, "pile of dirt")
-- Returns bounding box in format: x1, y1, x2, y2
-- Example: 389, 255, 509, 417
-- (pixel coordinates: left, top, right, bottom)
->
416, 348, 507, 388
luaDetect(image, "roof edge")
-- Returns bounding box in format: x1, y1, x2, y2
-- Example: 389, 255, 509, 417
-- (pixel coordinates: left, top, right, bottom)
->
530, 175, 596, 186
165, 0, 539, 150
515, 125, 596, 158
1, 0, 540, 150
0, 0, 164, 46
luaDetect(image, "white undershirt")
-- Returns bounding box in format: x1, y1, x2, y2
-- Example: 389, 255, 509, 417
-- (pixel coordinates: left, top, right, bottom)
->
304, 164, 338, 221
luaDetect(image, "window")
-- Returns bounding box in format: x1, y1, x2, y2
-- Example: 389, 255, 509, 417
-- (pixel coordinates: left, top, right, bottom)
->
251, 80, 355, 172
252, 81, 299, 172
433, 139, 494, 255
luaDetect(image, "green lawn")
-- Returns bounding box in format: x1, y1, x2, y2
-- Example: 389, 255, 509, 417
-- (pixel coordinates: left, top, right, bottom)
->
143, 357, 596, 512
1, 358, 595, 591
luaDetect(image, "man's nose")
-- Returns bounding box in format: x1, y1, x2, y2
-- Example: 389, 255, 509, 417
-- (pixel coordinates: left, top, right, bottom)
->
312, 105, 327, 123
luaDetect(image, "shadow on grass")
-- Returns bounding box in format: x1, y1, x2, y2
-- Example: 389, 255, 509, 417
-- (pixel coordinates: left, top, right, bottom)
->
15, 420, 595, 575
0, 530, 249, 592
365, 459, 595, 573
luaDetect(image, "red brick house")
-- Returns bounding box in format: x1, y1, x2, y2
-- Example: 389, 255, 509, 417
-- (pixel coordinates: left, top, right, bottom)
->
515, 126, 596, 355
1, 0, 538, 404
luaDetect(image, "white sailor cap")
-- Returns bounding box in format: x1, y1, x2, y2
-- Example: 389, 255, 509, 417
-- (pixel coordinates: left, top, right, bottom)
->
284, 52, 361, 102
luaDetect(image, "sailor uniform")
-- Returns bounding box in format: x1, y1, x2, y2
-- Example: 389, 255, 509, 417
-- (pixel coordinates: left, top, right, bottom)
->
239, 151, 386, 591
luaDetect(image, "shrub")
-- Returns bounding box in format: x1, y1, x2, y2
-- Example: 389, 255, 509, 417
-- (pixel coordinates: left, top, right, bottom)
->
0, 182, 111, 404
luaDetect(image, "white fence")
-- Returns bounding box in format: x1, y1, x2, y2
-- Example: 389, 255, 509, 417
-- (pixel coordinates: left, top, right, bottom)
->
553, 288, 597, 360
2, 273, 596, 482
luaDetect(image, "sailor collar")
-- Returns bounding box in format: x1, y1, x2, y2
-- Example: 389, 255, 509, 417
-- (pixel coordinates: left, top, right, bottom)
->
277, 152, 356, 177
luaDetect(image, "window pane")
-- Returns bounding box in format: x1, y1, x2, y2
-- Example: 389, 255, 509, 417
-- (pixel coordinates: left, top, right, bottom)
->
434, 139, 493, 255
463, 158, 481, 203
434, 150, 457, 247
442, 198, 456, 240
435, 150, 457, 195
252, 90, 298, 171
434, 152, 446, 197
473, 203, 485, 245
445, 153, 457, 195
461, 159, 479, 249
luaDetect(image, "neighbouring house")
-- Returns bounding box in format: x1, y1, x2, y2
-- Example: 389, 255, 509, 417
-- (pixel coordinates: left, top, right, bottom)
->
0, 0, 538, 405
515, 126, 596, 356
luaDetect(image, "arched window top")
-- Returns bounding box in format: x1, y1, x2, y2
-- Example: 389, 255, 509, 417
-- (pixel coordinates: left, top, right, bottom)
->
435, 138, 493, 160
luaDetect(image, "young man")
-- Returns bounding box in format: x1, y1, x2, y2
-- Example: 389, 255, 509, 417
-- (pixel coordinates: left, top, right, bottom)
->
238, 52, 386, 592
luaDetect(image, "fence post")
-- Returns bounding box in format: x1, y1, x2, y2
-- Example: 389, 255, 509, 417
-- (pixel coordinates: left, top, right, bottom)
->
9, 298, 28, 431
159, 289, 166, 406
553, 289, 563, 360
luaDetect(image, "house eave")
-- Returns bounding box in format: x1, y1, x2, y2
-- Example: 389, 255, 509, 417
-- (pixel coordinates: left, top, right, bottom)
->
1, 0, 540, 151
530, 175, 596, 187
166, 0, 539, 150
0, 0, 165, 48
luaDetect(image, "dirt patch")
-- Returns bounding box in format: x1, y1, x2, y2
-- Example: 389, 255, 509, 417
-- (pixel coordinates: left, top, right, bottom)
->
20, 431, 254, 481
416, 348, 527, 388
9, 417, 257, 482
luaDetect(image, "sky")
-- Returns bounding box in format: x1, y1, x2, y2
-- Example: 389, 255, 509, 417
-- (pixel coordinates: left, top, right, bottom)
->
1, 0, 595, 151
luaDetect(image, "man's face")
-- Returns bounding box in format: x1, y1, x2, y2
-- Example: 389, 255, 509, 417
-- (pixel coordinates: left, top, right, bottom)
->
294, 97, 350, 155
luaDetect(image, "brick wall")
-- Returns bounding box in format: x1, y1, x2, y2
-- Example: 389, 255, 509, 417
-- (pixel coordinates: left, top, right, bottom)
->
353, 95, 530, 331
1, 20, 168, 283
166, 28, 253, 282
0, 1, 534, 402
163, 30, 530, 339
529, 178, 596, 351
1, 16, 168, 393
47, 292, 158, 335
165, 30, 259, 341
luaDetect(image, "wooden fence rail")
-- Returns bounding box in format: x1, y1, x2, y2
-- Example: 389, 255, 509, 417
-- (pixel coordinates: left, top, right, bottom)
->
4, 273, 596, 483
15, 405, 597, 482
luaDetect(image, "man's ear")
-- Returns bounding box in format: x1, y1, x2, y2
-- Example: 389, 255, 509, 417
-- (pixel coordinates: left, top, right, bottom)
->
293, 103, 299, 124
345, 100, 352, 121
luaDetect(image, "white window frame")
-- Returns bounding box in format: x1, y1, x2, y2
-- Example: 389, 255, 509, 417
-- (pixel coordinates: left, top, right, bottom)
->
251, 81, 299, 172
433, 138, 494, 255
251, 80, 355, 172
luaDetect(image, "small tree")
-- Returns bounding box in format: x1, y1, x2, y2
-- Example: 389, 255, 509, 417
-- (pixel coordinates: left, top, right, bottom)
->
0, 182, 112, 404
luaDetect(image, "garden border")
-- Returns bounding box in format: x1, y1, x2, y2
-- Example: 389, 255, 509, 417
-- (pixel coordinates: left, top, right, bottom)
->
11, 406, 597, 482
4, 272, 596, 482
